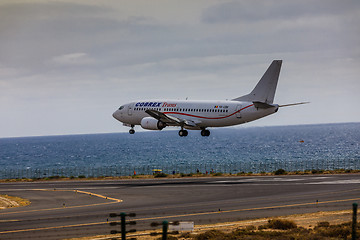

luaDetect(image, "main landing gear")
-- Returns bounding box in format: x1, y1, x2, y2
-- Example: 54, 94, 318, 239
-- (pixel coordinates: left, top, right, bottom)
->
178, 128, 210, 137
178, 129, 188, 137
201, 129, 210, 137
129, 125, 135, 134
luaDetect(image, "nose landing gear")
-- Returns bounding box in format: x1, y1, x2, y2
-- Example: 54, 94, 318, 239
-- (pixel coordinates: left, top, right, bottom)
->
129, 125, 135, 134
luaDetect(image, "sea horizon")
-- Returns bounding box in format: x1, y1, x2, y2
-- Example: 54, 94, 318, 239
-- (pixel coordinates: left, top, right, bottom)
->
1, 122, 359, 179
1, 121, 359, 140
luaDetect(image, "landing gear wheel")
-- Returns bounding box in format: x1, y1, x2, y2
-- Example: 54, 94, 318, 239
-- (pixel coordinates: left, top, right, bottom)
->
178, 130, 188, 137
201, 129, 210, 137
129, 129, 135, 134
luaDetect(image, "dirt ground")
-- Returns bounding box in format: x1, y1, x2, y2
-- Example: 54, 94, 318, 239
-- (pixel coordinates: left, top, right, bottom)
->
66, 209, 355, 240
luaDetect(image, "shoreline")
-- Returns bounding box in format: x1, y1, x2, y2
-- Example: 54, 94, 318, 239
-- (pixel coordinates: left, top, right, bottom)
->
1, 168, 359, 183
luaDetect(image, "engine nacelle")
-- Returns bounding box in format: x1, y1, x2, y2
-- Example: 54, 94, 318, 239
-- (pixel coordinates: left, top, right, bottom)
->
140, 117, 166, 130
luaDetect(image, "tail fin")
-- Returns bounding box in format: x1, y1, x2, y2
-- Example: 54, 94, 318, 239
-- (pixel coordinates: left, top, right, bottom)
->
232, 60, 282, 104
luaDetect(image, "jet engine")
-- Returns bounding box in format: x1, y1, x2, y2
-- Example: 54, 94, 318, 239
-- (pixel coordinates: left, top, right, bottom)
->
140, 117, 166, 130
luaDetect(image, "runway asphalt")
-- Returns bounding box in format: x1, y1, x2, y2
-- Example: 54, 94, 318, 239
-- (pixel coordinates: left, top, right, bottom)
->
1, 174, 360, 239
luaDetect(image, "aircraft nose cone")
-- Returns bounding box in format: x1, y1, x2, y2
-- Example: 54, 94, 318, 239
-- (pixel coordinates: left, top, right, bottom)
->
112, 110, 122, 121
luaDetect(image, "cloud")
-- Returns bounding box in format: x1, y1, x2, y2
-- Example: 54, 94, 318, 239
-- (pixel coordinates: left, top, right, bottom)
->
0, 0, 359, 137
0, 65, 20, 78
202, 0, 359, 24
51, 53, 95, 66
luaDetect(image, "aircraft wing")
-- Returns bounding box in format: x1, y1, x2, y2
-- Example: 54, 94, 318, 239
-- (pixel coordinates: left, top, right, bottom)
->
145, 109, 199, 128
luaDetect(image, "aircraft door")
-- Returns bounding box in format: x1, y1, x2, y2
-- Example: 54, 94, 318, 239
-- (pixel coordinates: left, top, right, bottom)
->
236, 105, 242, 118
128, 104, 133, 116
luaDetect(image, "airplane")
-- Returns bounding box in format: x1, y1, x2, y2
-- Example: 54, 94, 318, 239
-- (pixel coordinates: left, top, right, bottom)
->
112, 60, 308, 137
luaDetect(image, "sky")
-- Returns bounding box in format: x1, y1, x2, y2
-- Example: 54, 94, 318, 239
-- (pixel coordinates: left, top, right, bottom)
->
0, 0, 359, 138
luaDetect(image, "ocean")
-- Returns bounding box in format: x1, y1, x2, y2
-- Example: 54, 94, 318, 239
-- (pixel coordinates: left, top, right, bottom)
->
0, 123, 359, 179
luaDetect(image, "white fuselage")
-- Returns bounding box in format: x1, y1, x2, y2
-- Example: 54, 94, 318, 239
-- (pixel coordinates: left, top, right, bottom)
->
113, 99, 278, 130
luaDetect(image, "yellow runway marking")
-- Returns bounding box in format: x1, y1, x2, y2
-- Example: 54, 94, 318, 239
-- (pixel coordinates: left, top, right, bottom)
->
0, 202, 116, 215
0, 189, 122, 215
0, 219, 19, 222
132, 197, 360, 222
35, 189, 122, 202
74, 190, 122, 202
128, 187, 360, 214
0, 221, 108, 234
1, 197, 359, 235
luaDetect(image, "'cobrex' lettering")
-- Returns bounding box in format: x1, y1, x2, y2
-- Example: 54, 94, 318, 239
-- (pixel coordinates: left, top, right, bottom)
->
135, 102, 162, 107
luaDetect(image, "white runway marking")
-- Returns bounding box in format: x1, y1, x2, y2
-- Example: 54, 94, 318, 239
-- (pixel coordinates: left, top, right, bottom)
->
306, 179, 360, 184
215, 176, 331, 183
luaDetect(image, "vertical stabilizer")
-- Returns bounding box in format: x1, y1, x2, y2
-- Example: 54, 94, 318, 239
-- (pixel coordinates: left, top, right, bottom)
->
232, 60, 282, 104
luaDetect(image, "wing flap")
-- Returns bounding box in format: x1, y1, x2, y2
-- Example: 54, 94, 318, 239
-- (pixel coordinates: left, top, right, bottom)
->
183, 119, 198, 127
145, 109, 201, 128
145, 109, 180, 124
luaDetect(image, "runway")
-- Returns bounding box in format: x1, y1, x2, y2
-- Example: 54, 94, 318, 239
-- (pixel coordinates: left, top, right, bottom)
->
1, 174, 360, 239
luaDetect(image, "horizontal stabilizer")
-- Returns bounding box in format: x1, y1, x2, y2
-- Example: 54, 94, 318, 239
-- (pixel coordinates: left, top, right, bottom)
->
279, 102, 310, 107
253, 101, 277, 109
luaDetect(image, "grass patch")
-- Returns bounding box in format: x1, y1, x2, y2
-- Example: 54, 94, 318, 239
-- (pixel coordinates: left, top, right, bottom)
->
211, 172, 223, 176
183, 219, 360, 240
154, 173, 168, 178
274, 169, 287, 175
258, 219, 297, 230
180, 173, 193, 177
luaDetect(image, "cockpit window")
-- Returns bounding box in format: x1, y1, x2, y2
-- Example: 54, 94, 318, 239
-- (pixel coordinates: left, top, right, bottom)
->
119, 106, 125, 110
